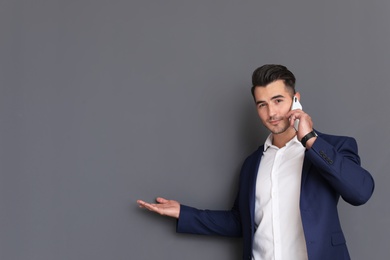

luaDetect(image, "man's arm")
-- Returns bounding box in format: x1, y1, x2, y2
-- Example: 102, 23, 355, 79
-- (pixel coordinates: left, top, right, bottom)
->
176, 196, 242, 237
306, 136, 375, 206
287, 108, 374, 205
137, 197, 242, 237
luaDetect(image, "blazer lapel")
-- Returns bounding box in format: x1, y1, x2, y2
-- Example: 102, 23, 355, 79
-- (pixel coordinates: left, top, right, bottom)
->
301, 153, 312, 191
249, 146, 264, 224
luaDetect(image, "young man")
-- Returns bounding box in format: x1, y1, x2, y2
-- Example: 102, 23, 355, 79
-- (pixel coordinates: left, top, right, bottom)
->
137, 64, 375, 260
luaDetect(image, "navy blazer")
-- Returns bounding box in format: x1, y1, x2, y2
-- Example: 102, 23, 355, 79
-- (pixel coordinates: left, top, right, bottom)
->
177, 131, 375, 260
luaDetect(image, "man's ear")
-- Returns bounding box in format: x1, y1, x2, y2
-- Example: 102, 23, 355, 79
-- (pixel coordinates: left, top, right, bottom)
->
294, 92, 301, 101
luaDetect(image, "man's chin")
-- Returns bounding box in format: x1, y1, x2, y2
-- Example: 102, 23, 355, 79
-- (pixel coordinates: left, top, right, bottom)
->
269, 125, 291, 135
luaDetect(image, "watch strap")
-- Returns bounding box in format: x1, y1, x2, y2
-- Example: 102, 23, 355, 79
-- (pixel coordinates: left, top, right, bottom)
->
301, 130, 318, 147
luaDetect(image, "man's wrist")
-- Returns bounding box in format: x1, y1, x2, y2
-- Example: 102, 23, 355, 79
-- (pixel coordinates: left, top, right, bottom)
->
301, 130, 318, 148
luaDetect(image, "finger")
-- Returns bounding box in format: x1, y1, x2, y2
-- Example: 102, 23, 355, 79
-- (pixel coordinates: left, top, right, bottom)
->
289, 109, 302, 118
289, 114, 299, 127
138, 201, 154, 210
137, 200, 158, 209
142, 202, 162, 213
137, 200, 146, 207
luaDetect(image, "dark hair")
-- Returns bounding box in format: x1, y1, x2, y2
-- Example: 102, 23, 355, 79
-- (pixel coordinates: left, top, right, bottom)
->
251, 64, 296, 99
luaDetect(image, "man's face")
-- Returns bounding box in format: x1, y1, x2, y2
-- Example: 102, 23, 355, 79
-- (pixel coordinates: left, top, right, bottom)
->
253, 80, 295, 135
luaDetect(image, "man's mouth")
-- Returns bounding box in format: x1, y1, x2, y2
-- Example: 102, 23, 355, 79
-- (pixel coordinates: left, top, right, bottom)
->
268, 117, 283, 125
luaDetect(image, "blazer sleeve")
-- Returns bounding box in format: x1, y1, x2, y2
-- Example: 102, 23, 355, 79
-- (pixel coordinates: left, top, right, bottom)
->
176, 196, 242, 237
306, 135, 375, 206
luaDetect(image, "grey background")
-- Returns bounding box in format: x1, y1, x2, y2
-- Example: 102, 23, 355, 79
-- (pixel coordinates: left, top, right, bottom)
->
1, 1, 389, 259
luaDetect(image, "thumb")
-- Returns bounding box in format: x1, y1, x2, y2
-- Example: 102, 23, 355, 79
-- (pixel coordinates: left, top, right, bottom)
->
156, 197, 168, 204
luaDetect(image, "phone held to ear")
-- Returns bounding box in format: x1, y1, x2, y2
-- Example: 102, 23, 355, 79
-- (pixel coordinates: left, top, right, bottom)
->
291, 95, 303, 131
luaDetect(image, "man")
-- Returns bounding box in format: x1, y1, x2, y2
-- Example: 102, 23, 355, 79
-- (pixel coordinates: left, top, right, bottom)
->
137, 64, 375, 260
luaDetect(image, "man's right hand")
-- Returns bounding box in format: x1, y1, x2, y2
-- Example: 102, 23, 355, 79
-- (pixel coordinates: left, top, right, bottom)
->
137, 197, 180, 219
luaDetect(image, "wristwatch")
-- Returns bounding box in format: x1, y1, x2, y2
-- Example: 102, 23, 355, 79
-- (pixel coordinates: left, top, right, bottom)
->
301, 130, 318, 147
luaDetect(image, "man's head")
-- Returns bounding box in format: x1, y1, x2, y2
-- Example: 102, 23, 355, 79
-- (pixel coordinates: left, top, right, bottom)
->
251, 64, 299, 136
251, 64, 296, 100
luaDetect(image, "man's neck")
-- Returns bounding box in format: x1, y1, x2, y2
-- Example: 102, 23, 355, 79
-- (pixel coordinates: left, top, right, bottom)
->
272, 127, 297, 148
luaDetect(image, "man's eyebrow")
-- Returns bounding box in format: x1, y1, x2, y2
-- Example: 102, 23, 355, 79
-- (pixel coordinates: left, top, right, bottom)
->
255, 94, 286, 105
271, 94, 286, 100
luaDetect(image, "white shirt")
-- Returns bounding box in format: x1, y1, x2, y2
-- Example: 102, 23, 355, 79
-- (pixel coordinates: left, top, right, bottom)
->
252, 135, 308, 260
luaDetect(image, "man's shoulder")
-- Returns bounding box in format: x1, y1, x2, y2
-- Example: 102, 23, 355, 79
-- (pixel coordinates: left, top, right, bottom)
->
315, 130, 358, 148
316, 130, 355, 141
241, 146, 263, 169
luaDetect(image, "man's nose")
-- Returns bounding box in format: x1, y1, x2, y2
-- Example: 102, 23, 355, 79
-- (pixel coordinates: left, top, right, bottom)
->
268, 103, 277, 118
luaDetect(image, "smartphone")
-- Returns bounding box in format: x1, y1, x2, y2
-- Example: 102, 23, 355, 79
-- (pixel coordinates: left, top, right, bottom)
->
291, 95, 302, 131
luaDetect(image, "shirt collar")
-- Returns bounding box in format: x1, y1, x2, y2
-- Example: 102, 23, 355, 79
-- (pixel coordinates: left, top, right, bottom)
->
263, 133, 300, 151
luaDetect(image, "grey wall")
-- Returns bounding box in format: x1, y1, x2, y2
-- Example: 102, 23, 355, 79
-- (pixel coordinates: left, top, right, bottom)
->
1, 1, 389, 259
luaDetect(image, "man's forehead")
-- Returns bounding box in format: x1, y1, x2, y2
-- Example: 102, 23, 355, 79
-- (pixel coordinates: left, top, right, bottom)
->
254, 81, 291, 100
